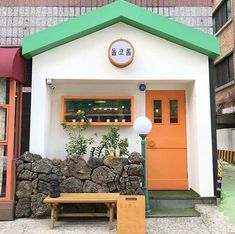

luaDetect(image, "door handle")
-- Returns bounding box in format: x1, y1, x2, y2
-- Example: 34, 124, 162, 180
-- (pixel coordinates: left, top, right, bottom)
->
147, 140, 155, 148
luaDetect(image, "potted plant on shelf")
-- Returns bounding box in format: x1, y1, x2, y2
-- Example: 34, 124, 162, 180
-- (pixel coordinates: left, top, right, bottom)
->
91, 126, 129, 158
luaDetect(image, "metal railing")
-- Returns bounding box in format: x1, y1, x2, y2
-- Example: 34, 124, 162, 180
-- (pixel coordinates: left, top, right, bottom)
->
217, 149, 235, 164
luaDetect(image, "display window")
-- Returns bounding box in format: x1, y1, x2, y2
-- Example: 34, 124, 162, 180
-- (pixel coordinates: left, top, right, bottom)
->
61, 96, 134, 126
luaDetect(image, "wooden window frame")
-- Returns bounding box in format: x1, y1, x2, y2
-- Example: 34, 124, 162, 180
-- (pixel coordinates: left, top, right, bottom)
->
0, 79, 17, 201
215, 53, 234, 88
213, 0, 232, 34
61, 96, 134, 126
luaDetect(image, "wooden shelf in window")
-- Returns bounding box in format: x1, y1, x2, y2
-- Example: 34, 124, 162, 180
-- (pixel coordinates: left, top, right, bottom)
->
61, 96, 134, 126
64, 122, 133, 126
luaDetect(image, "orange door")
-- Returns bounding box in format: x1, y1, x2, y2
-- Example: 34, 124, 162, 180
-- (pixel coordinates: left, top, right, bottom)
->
146, 90, 188, 190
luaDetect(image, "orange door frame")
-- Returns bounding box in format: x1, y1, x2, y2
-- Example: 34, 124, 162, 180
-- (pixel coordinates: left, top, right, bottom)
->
0, 79, 17, 201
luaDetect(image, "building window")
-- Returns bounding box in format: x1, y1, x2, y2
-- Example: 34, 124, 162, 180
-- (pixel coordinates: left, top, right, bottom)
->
0, 146, 7, 197
0, 78, 10, 198
169, 100, 178, 123
61, 96, 134, 125
153, 100, 162, 123
215, 54, 234, 88
213, 0, 232, 33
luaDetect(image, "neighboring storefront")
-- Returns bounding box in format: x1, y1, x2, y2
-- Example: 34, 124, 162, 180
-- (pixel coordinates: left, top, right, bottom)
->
21, 0, 219, 197
0, 48, 25, 220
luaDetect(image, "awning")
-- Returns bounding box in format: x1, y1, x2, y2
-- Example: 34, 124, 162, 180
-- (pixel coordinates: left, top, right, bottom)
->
0, 48, 25, 83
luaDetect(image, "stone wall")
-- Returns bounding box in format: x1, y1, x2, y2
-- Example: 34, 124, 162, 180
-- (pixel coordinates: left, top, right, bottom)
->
15, 152, 144, 218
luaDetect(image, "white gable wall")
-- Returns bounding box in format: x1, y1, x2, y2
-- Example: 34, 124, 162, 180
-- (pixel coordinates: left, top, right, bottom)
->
30, 22, 213, 196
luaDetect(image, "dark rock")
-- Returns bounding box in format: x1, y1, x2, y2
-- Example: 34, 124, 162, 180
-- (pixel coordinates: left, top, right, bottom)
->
32, 179, 38, 189
32, 159, 53, 174
122, 171, 128, 178
31, 193, 50, 217
32, 173, 38, 179
103, 157, 124, 175
38, 181, 50, 194
38, 173, 51, 182
131, 189, 136, 194
16, 159, 24, 167
16, 164, 24, 175
60, 161, 71, 177
24, 163, 32, 170
16, 181, 33, 198
120, 189, 132, 195
108, 182, 116, 192
91, 166, 115, 184
115, 181, 120, 191
61, 177, 83, 193
119, 177, 126, 190
114, 174, 120, 182
15, 198, 31, 218
18, 170, 33, 180
135, 188, 144, 195
96, 184, 109, 193
51, 166, 60, 174
124, 165, 129, 171
83, 180, 109, 193
128, 164, 144, 176
71, 157, 92, 180
121, 157, 129, 166
129, 176, 141, 189
52, 159, 62, 166
20, 152, 34, 163
126, 182, 131, 189
33, 154, 42, 161
128, 152, 144, 164
83, 180, 98, 193
60, 157, 91, 180
87, 157, 103, 169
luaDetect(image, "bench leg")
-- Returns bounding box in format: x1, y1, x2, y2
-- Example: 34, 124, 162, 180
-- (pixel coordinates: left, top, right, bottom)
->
108, 203, 115, 230
50, 204, 57, 229
55, 204, 59, 221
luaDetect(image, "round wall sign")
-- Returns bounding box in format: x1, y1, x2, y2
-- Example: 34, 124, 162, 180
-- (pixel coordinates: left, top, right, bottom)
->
108, 39, 135, 68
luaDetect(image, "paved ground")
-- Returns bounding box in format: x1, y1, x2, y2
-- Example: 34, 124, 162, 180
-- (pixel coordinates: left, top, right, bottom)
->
0, 204, 235, 234
219, 162, 235, 225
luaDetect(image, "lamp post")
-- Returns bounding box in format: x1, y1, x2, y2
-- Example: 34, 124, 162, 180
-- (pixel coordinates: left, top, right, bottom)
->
133, 116, 152, 214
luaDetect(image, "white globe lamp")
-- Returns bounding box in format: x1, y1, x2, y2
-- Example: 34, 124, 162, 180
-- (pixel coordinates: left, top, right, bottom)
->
133, 116, 152, 135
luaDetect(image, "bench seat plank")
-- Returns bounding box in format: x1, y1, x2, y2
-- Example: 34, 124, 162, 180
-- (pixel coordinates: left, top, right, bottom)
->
44, 193, 119, 230
44, 193, 119, 203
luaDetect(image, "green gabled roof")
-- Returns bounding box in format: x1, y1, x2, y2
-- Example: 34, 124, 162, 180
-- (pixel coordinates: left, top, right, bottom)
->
22, 0, 220, 59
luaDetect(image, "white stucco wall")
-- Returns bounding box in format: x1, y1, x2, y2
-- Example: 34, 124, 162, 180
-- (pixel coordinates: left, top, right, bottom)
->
30, 22, 214, 196
217, 128, 235, 151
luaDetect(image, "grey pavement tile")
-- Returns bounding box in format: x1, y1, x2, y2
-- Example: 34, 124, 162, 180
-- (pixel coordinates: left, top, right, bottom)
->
0, 205, 235, 234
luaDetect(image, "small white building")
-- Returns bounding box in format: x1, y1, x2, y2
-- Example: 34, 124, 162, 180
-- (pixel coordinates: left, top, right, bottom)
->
22, 0, 220, 197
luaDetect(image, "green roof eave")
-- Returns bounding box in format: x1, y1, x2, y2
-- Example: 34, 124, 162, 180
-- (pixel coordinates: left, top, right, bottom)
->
22, 0, 220, 60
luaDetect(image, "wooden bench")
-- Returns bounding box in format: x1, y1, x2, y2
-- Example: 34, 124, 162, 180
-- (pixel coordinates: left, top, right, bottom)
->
43, 193, 119, 230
